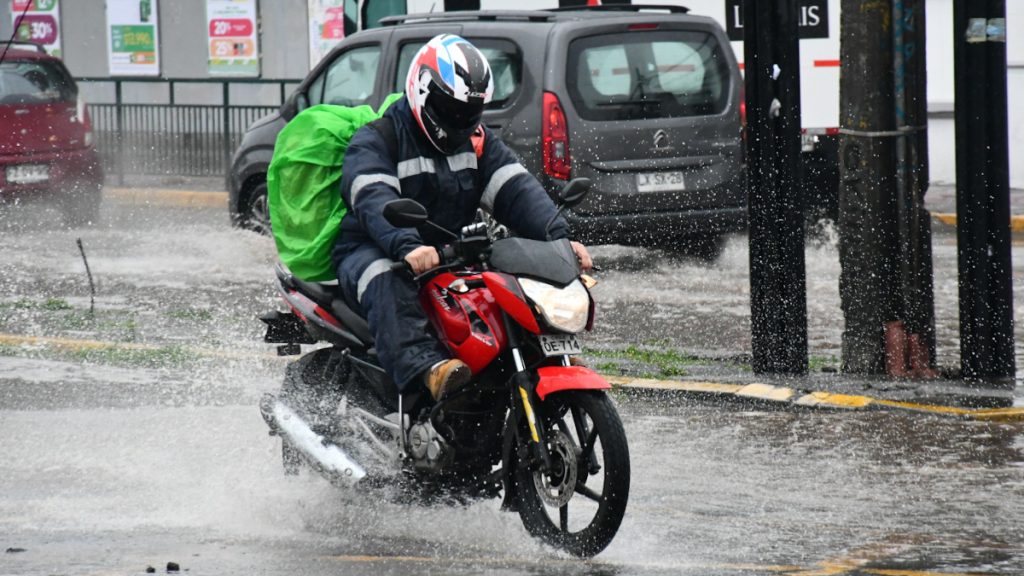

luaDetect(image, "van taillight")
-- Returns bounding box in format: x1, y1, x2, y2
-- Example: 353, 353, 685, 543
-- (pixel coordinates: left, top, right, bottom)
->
739, 85, 748, 160
542, 91, 571, 180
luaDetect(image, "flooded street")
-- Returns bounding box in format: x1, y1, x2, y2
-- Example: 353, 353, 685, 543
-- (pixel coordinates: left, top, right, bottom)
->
1, 199, 1023, 574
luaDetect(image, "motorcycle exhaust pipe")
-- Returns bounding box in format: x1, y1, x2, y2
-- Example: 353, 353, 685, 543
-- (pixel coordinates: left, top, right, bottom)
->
261, 395, 367, 486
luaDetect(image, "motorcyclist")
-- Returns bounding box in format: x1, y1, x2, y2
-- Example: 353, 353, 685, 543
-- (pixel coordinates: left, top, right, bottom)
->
333, 34, 592, 402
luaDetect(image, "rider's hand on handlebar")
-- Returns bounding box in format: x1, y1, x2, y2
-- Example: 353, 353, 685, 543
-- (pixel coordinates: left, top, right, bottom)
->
571, 241, 593, 273
404, 245, 441, 275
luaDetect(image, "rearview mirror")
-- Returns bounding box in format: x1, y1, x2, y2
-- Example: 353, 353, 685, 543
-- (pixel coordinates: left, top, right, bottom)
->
281, 90, 308, 121
558, 178, 592, 209
383, 199, 429, 228
544, 178, 592, 240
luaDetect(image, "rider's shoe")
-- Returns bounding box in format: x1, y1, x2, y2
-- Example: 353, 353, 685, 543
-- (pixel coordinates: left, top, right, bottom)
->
426, 359, 472, 401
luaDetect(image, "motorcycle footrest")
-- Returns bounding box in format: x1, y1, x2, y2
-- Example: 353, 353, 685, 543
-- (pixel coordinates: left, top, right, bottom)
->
277, 343, 302, 356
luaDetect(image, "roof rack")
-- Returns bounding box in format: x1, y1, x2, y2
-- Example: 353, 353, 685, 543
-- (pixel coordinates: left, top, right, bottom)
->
0, 41, 46, 53
547, 4, 689, 14
380, 10, 554, 27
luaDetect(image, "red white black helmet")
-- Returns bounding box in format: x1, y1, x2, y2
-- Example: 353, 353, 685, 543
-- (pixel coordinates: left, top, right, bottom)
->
405, 34, 494, 155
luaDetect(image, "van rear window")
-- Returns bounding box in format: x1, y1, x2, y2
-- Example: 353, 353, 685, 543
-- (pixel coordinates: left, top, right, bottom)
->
0, 60, 75, 105
567, 31, 731, 121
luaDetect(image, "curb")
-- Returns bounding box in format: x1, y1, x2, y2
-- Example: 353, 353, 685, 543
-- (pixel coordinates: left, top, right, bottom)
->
931, 212, 1024, 233
606, 376, 1024, 422
3, 332, 1020, 422
105, 187, 227, 208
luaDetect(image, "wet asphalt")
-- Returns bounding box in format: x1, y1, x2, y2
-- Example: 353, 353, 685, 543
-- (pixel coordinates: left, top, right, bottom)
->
0, 196, 1022, 575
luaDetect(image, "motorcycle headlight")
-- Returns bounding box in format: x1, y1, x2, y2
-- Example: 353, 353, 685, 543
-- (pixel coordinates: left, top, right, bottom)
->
519, 277, 589, 334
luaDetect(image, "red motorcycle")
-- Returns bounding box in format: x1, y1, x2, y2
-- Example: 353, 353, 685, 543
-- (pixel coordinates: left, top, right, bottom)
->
259, 179, 629, 557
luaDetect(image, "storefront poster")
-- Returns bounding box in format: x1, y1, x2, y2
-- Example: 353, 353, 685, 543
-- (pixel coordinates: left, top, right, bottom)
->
307, 0, 346, 68
10, 0, 62, 57
106, 0, 160, 76
206, 0, 259, 76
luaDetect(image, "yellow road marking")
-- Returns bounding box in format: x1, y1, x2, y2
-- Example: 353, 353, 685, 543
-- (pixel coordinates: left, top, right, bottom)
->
736, 382, 796, 402
0, 332, 282, 362
864, 565, 974, 569
795, 391, 875, 409
874, 399, 1024, 422
783, 536, 985, 576
105, 187, 227, 208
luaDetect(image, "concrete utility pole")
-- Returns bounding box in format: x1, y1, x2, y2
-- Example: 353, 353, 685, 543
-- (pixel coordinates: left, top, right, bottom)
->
838, 0, 900, 374
953, 0, 1015, 382
838, 0, 936, 377
893, 0, 938, 378
743, 0, 808, 375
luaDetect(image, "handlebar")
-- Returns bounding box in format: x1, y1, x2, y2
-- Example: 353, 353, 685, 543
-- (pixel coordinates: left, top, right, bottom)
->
389, 239, 598, 280
389, 244, 462, 280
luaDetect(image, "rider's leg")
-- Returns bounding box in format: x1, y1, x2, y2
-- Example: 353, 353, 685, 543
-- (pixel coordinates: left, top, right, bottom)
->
338, 244, 455, 393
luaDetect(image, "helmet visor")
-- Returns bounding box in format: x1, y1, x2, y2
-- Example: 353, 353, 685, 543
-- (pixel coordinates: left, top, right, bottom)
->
425, 88, 485, 135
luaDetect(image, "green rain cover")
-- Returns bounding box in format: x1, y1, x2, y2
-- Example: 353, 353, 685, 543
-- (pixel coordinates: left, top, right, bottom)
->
267, 94, 403, 281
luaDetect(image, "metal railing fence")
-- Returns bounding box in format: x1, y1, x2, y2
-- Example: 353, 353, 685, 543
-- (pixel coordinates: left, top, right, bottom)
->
75, 77, 299, 183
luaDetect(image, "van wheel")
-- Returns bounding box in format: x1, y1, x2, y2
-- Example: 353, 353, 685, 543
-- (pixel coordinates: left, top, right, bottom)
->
666, 234, 726, 262
61, 183, 102, 227
242, 181, 271, 235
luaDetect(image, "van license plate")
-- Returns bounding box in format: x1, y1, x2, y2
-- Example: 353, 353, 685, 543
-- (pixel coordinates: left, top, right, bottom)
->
539, 334, 582, 357
637, 171, 684, 192
6, 164, 49, 184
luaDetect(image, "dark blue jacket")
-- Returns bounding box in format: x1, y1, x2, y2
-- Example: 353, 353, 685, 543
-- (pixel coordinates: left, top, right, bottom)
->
332, 97, 568, 266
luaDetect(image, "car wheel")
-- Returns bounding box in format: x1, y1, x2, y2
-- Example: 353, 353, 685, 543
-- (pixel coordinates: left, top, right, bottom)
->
61, 182, 102, 227
241, 180, 271, 235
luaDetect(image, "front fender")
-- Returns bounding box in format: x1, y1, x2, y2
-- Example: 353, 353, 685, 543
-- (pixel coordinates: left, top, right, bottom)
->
535, 366, 611, 401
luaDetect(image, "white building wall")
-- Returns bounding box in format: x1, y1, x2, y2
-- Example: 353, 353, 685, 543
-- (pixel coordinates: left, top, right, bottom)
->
925, 0, 1022, 188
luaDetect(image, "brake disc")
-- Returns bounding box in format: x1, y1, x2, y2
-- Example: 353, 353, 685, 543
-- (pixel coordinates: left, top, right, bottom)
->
532, 431, 579, 508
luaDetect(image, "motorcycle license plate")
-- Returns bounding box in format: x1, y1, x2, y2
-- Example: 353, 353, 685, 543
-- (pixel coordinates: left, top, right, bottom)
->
636, 170, 684, 192
539, 333, 582, 357
6, 164, 49, 184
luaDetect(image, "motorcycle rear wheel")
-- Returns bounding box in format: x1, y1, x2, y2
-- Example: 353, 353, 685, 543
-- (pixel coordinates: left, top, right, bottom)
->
514, 390, 630, 558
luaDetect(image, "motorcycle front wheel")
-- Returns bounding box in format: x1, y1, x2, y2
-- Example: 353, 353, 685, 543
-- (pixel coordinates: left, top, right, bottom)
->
515, 390, 630, 558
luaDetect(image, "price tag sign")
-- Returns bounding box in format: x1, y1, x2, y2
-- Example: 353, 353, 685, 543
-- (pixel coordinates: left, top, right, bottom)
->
206, 0, 260, 76
10, 0, 62, 57
106, 0, 160, 76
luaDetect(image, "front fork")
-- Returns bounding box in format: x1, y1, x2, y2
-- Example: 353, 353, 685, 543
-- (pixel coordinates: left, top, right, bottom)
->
505, 314, 555, 473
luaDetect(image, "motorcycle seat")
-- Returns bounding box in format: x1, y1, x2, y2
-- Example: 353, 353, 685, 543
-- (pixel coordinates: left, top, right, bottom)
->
277, 268, 374, 347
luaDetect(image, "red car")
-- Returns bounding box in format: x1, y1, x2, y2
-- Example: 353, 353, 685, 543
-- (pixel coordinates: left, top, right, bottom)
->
0, 43, 102, 225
